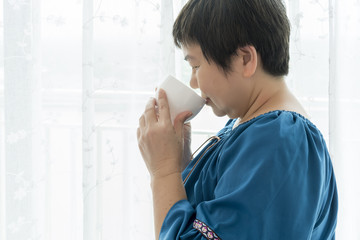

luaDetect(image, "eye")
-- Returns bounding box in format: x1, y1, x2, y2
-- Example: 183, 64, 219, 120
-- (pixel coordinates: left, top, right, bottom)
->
192, 66, 200, 70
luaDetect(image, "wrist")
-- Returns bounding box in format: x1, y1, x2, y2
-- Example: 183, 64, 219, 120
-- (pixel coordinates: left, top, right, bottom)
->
150, 171, 183, 189
150, 161, 182, 180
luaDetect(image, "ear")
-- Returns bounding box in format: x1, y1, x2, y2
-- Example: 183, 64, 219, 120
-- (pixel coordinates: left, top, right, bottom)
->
236, 45, 258, 78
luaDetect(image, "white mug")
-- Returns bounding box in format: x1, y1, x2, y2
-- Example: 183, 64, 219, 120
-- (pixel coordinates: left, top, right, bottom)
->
156, 75, 206, 123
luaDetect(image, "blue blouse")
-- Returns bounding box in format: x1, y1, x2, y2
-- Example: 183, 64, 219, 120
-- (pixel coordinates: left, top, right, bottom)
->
160, 111, 338, 240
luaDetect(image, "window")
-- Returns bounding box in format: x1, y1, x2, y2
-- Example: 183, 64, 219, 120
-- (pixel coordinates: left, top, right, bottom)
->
0, 0, 359, 239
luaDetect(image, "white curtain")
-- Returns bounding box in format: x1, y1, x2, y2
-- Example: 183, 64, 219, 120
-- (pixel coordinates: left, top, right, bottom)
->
0, 0, 359, 239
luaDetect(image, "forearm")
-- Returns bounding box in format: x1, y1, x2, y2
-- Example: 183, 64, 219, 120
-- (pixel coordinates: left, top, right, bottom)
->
151, 172, 187, 240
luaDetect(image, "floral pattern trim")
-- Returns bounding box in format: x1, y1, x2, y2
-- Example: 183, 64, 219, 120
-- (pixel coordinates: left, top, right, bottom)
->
193, 219, 222, 240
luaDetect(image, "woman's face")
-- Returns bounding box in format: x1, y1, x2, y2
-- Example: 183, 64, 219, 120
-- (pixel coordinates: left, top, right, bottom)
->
182, 44, 253, 119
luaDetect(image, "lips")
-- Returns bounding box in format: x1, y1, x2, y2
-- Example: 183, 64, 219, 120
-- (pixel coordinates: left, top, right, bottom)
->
201, 93, 210, 105
205, 98, 211, 105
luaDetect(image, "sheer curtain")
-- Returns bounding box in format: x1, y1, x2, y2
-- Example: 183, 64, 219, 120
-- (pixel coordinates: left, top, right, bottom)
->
0, 0, 359, 239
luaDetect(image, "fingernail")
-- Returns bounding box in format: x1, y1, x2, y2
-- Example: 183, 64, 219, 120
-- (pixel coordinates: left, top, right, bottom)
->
158, 88, 164, 96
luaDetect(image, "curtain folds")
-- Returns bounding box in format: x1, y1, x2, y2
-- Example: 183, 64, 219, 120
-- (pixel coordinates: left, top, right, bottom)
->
0, 0, 359, 239
82, 0, 98, 239
328, 0, 360, 238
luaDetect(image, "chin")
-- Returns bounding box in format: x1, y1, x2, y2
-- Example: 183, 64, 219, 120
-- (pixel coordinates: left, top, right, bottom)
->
211, 106, 227, 117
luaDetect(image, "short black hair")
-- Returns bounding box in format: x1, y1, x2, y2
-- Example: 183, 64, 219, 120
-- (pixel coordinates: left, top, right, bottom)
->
173, 0, 291, 76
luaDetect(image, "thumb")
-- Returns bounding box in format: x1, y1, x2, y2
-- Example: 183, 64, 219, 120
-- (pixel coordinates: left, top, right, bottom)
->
174, 111, 193, 135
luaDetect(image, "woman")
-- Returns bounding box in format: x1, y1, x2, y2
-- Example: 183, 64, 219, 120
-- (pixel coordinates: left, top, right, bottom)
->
137, 0, 338, 239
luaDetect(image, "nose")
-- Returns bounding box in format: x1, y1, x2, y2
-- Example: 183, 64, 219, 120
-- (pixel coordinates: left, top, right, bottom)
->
189, 73, 199, 89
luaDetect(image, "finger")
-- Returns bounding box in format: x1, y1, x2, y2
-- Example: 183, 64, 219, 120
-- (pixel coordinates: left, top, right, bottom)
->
136, 127, 141, 141
157, 89, 172, 124
144, 98, 157, 124
139, 114, 145, 128
184, 123, 192, 132
174, 111, 193, 136
183, 121, 192, 150
183, 122, 192, 139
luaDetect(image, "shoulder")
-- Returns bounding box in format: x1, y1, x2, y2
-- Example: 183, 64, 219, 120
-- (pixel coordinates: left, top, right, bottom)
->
224, 110, 322, 149
214, 110, 332, 200
218, 111, 329, 175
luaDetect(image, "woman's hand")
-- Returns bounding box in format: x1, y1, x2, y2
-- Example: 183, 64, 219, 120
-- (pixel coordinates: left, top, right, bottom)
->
137, 89, 192, 179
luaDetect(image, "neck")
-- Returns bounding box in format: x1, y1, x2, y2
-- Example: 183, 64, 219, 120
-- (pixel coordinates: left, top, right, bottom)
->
239, 75, 287, 124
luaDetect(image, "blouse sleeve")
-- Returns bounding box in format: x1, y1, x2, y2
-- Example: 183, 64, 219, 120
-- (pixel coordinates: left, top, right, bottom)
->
160, 114, 337, 240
